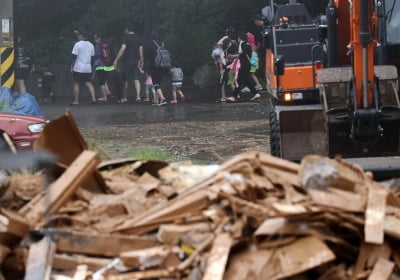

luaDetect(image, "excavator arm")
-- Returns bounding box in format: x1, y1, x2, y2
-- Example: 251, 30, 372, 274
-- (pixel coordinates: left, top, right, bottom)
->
350, 0, 378, 109
317, 0, 400, 156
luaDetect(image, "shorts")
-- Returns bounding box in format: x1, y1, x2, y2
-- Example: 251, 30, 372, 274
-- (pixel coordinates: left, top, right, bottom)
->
96, 69, 107, 86
250, 65, 259, 73
15, 68, 30, 80
172, 82, 183, 91
72, 72, 92, 83
121, 59, 141, 81
145, 84, 155, 93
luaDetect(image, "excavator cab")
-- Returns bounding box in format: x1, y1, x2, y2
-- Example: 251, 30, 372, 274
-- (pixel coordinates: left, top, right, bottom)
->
264, 0, 327, 160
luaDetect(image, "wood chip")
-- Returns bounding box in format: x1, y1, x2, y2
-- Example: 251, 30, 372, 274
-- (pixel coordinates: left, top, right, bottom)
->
367, 258, 395, 280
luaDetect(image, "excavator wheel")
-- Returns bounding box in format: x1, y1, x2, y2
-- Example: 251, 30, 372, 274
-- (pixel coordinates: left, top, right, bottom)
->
269, 110, 281, 157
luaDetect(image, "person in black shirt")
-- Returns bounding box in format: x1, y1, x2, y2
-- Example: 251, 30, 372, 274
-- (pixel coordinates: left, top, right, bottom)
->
143, 32, 167, 105
113, 23, 143, 103
14, 34, 33, 94
232, 32, 260, 101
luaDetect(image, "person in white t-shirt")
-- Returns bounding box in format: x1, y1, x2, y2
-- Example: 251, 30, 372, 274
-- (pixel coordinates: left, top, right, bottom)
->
70, 28, 97, 105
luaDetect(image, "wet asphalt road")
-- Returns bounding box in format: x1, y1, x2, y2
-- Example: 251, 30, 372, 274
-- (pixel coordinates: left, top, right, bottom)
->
38, 88, 271, 162
40, 88, 270, 128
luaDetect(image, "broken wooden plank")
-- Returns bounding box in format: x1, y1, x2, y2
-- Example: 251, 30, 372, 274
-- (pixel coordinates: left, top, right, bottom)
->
72, 264, 88, 280
0, 209, 29, 238
309, 188, 366, 212
34, 111, 107, 193
120, 246, 177, 269
52, 254, 112, 272
157, 223, 211, 245
262, 236, 336, 279
105, 269, 175, 280
257, 152, 300, 174
384, 215, 400, 239
113, 188, 212, 234
47, 230, 158, 257
254, 217, 287, 236
25, 150, 101, 225
24, 236, 56, 280
367, 258, 395, 280
365, 183, 387, 244
202, 233, 233, 280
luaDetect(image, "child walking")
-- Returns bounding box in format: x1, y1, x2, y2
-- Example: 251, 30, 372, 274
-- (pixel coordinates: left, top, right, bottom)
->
144, 73, 156, 103
169, 64, 185, 104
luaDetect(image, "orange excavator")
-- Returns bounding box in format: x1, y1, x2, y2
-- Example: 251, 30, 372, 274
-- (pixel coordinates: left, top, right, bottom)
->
265, 0, 400, 163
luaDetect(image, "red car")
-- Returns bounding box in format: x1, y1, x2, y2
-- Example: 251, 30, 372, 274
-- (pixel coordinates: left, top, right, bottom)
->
0, 113, 47, 151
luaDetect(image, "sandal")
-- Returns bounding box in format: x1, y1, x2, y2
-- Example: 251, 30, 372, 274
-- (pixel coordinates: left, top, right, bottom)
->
250, 93, 261, 101
180, 95, 186, 101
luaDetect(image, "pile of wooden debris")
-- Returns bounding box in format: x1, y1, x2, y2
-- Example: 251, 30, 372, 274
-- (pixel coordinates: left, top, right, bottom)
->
1, 112, 400, 280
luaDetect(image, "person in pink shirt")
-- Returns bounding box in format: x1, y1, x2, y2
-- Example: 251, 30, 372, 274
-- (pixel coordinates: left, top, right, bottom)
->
247, 32, 263, 91
144, 73, 156, 103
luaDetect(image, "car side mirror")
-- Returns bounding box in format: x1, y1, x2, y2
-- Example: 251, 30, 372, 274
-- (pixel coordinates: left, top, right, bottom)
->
274, 55, 285, 76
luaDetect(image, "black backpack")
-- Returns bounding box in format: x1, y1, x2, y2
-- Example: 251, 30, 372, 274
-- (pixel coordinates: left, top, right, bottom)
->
153, 40, 172, 69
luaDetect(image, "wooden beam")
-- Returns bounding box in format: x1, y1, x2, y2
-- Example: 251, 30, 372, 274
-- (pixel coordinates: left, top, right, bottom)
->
53, 254, 112, 272
105, 269, 174, 280
24, 236, 56, 280
365, 184, 387, 244
48, 230, 159, 257
309, 188, 366, 212
120, 246, 173, 268
202, 233, 233, 280
25, 150, 101, 225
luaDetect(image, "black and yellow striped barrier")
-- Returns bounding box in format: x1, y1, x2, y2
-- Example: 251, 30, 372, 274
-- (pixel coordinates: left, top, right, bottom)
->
0, 47, 14, 88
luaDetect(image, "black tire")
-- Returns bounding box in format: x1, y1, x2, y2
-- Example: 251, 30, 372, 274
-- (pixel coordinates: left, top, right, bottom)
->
269, 109, 281, 157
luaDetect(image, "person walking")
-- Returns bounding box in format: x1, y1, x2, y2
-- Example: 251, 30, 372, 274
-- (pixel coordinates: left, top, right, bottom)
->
70, 28, 97, 105
14, 33, 33, 94
247, 32, 263, 91
93, 33, 118, 101
232, 32, 260, 101
169, 64, 185, 104
143, 32, 168, 106
113, 23, 143, 103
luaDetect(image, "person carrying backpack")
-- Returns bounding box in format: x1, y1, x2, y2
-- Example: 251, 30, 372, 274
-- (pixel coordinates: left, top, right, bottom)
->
143, 31, 168, 106
94, 33, 117, 101
169, 63, 185, 104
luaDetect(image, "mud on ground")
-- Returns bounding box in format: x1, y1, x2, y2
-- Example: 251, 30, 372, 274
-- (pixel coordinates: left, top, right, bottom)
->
80, 119, 270, 163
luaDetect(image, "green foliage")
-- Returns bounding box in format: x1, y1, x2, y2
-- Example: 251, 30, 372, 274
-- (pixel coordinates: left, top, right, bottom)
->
14, 0, 328, 72
130, 147, 173, 161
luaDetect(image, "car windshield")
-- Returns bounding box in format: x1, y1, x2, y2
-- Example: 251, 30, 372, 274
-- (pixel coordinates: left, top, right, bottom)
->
386, 0, 400, 44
